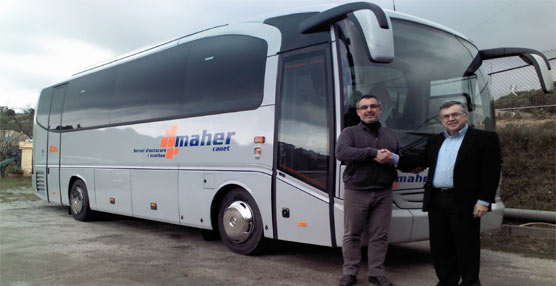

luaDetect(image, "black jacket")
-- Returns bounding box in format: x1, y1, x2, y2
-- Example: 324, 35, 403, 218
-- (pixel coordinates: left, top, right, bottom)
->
336, 122, 400, 190
398, 127, 502, 212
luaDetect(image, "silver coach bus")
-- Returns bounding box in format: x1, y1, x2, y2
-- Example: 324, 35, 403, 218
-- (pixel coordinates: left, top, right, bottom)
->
33, 2, 553, 254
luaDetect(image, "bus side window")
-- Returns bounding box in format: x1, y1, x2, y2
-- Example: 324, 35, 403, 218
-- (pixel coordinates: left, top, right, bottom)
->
36, 88, 53, 129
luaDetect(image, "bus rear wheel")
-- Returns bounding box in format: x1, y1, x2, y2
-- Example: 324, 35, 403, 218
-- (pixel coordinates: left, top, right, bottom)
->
218, 188, 265, 255
70, 180, 93, 221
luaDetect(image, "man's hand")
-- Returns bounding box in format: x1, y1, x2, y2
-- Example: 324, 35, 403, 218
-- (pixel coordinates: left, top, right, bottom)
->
473, 204, 488, 218
374, 149, 393, 164
410, 167, 424, 174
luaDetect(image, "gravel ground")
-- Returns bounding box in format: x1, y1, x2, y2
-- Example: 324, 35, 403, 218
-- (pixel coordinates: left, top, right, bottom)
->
0, 186, 554, 286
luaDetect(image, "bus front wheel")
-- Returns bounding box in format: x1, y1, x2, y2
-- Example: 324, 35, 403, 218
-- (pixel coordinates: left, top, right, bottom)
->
69, 180, 93, 221
218, 188, 264, 255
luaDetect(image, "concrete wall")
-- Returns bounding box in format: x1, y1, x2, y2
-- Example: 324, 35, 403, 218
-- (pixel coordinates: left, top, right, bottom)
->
19, 140, 32, 177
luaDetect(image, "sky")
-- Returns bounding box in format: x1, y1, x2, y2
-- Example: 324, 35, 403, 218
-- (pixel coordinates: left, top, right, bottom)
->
1, 0, 555, 111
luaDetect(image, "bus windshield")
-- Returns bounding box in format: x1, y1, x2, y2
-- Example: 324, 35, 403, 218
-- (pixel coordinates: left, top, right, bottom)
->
337, 18, 494, 150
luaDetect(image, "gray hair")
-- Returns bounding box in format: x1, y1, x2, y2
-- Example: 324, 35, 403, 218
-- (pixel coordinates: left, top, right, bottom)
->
439, 101, 467, 113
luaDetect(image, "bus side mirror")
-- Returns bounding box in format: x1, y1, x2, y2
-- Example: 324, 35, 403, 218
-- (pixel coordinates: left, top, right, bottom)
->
299, 2, 394, 63
480, 48, 554, 93
519, 54, 554, 93
348, 9, 394, 63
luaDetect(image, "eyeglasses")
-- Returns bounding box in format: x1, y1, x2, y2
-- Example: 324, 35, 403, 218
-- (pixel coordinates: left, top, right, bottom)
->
440, 112, 465, 120
358, 104, 381, 110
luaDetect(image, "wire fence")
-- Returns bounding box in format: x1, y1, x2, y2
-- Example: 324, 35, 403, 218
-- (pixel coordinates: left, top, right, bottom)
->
486, 49, 556, 112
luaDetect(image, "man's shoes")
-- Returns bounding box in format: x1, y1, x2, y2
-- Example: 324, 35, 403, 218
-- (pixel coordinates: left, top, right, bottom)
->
339, 274, 357, 286
435, 281, 480, 286
368, 276, 393, 286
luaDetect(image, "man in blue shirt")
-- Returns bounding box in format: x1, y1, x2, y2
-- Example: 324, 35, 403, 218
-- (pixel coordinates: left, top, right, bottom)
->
389, 101, 501, 286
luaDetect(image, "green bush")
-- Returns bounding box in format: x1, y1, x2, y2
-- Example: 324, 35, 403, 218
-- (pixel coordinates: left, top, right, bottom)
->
5, 164, 23, 174
495, 89, 556, 113
497, 121, 555, 211
531, 109, 550, 120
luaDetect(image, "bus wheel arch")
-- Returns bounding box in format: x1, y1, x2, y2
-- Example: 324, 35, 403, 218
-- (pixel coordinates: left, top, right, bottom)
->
68, 177, 94, 221
216, 187, 265, 255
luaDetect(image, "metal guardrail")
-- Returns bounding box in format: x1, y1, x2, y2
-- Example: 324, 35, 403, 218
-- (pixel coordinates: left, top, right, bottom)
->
495, 104, 556, 111
504, 208, 556, 223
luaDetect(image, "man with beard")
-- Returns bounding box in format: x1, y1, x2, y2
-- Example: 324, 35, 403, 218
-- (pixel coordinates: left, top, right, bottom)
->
336, 91, 399, 286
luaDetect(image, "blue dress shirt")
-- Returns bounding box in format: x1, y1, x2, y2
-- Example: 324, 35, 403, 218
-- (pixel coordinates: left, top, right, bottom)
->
391, 125, 487, 206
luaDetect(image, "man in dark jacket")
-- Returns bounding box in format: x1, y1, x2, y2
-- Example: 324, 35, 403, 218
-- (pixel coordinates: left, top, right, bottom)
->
336, 94, 399, 286
397, 101, 502, 286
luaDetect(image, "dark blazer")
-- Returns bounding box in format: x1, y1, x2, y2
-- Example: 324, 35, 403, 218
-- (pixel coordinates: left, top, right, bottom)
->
398, 127, 502, 212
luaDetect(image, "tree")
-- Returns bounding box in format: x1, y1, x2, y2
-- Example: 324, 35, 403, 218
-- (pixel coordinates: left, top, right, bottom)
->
0, 107, 34, 176
3, 106, 34, 138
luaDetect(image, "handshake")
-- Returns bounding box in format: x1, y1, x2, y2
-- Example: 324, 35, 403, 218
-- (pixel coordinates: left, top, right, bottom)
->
374, 149, 424, 173
374, 149, 394, 164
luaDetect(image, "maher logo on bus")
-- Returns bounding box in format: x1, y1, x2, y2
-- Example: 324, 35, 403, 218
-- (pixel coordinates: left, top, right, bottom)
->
158, 125, 236, 159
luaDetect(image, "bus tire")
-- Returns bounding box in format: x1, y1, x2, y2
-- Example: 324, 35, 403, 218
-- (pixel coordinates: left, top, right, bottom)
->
69, 180, 93, 221
218, 188, 264, 255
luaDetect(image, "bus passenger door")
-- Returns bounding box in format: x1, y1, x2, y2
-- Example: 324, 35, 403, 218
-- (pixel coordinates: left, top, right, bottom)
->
274, 46, 336, 247
46, 84, 66, 204
33, 88, 53, 201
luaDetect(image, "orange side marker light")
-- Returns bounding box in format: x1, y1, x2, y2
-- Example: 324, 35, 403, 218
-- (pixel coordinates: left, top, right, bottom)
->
297, 221, 307, 227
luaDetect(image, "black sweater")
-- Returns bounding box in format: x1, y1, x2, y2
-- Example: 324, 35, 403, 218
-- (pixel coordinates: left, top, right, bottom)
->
336, 122, 400, 190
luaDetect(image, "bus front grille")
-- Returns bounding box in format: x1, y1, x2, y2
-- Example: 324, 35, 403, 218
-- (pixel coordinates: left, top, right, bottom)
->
393, 190, 423, 209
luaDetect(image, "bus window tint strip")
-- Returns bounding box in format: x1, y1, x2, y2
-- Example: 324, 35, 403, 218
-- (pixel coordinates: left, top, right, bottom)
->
59, 35, 267, 130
